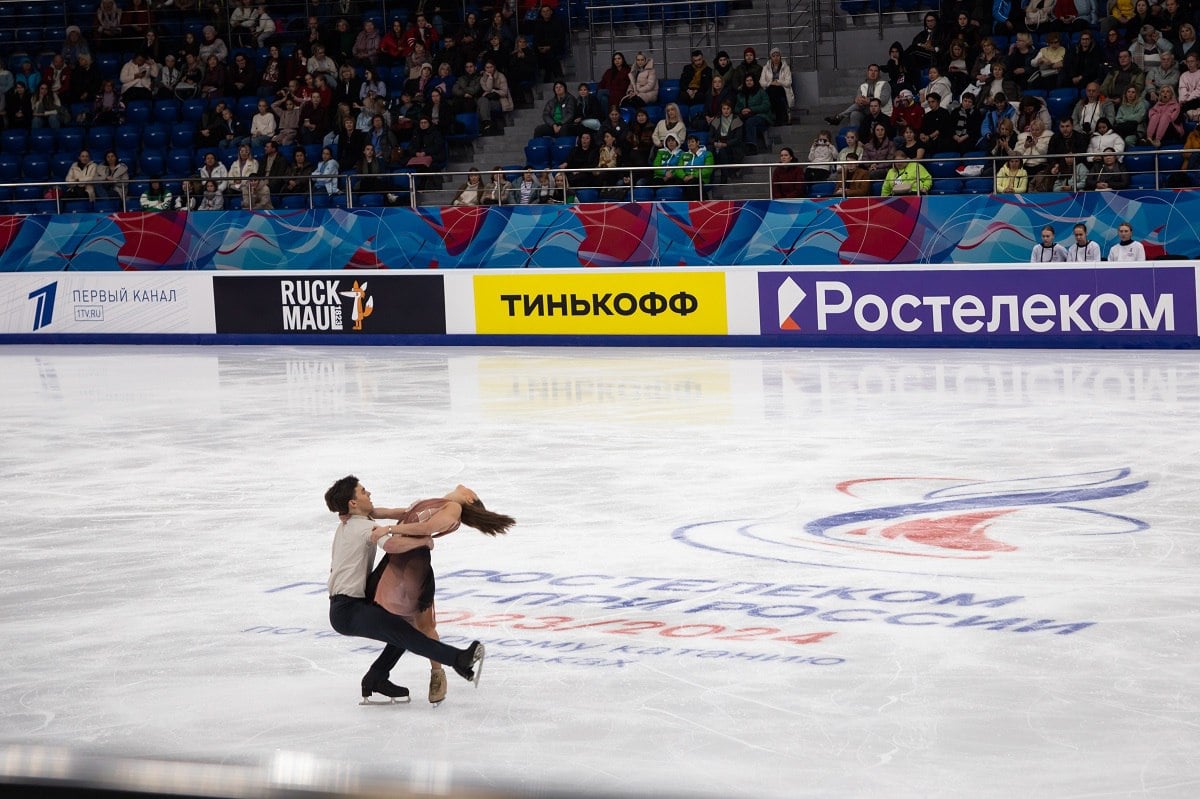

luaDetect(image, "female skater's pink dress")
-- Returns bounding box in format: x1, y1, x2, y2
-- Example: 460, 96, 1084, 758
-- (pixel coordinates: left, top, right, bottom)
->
370, 498, 459, 622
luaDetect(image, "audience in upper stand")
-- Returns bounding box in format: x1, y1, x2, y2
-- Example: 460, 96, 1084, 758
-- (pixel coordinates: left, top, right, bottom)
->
14, 0, 1200, 209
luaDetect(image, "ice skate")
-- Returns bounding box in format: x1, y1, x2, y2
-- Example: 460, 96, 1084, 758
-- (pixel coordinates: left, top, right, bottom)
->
360, 673, 411, 705
428, 667, 447, 706
452, 641, 485, 687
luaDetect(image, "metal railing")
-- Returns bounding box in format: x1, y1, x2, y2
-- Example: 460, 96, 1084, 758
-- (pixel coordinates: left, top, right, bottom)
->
2, 147, 1191, 214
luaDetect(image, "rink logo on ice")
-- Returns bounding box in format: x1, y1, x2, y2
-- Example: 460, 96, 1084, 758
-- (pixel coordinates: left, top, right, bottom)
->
212, 275, 446, 335
674, 468, 1149, 577
27, 282, 56, 331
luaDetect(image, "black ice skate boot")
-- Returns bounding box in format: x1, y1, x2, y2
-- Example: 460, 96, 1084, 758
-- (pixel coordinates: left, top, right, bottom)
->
452, 641, 485, 687
360, 671, 411, 705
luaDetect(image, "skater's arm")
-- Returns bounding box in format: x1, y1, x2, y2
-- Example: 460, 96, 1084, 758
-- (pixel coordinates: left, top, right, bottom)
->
372, 501, 462, 549
374, 528, 436, 553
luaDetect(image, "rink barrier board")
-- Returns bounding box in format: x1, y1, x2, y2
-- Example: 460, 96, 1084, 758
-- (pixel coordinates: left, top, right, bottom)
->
0, 195, 1199, 270
1, 265, 1197, 348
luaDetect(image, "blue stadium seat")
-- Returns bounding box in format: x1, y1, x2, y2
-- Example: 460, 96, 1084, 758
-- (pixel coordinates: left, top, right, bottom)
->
142, 123, 169, 149
447, 112, 480, 149
279, 194, 309, 209
124, 100, 152, 125
55, 128, 84, 154
524, 138, 549, 170
962, 178, 993, 194
87, 126, 115, 152
0, 154, 20, 180
29, 128, 55, 154
1122, 147, 1153, 175
656, 186, 684, 200
2, 129, 29, 154
181, 98, 207, 123
658, 80, 681, 106
575, 188, 600, 203
94, 197, 122, 213
926, 158, 961, 178
170, 122, 195, 149
931, 178, 963, 195
1129, 172, 1158, 189
1046, 88, 1078, 123
551, 141, 573, 166
166, 149, 195, 177
154, 99, 181, 124
808, 181, 836, 198
139, 152, 165, 177
115, 125, 143, 152
21, 153, 49, 179
50, 152, 75, 178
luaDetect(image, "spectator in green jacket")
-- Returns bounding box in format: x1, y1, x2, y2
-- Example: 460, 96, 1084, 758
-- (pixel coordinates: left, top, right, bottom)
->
648, 133, 687, 185
675, 134, 714, 200
880, 155, 932, 196
733, 73, 773, 154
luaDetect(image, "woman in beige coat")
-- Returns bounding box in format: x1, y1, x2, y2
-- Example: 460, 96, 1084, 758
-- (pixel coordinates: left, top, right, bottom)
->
478, 60, 513, 134
621, 51, 658, 107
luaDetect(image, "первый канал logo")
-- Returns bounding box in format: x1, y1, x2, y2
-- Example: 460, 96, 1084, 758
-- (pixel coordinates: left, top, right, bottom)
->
27, 282, 56, 331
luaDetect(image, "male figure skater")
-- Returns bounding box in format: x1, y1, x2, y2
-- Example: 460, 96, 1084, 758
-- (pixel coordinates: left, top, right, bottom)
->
324, 475, 485, 703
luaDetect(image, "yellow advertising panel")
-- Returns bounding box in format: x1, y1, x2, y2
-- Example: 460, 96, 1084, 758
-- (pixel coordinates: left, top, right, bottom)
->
474, 272, 728, 335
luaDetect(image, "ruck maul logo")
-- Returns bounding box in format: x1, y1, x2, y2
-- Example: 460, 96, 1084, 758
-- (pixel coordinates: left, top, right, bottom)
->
280, 279, 371, 331
28, 282, 57, 331
212, 275, 447, 335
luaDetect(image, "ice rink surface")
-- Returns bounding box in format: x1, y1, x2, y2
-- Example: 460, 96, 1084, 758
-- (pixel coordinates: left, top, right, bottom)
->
2, 344, 1199, 798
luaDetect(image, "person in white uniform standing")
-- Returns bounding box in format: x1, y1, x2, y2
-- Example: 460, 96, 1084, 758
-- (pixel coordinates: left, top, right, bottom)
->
1066, 223, 1102, 261
1107, 221, 1146, 261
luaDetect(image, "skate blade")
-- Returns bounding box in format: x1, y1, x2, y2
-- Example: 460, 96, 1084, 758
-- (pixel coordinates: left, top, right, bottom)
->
472, 644, 485, 688
359, 696, 411, 706
430, 699, 443, 708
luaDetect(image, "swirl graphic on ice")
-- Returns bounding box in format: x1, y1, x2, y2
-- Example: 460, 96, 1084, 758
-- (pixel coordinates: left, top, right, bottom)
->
674, 468, 1148, 576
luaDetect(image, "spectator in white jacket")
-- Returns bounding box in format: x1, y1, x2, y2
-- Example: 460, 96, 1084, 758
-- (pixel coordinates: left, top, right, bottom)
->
1087, 117, 1125, 162
198, 151, 229, 194
64, 149, 98, 200
249, 98, 277, 146
760, 47, 793, 125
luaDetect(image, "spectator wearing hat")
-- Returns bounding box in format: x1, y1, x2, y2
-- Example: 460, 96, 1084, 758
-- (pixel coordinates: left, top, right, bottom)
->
890, 89, 923, 141
729, 47, 763, 92
711, 50, 734, 84
760, 47, 793, 125
62, 26, 90, 67
648, 133, 687, 186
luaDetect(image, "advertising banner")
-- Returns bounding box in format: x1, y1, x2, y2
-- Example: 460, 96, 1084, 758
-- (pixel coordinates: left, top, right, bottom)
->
0, 272, 212, 335
758, 267, 1198, 342
212, 274, 446, 335
473, 272, 727, 335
